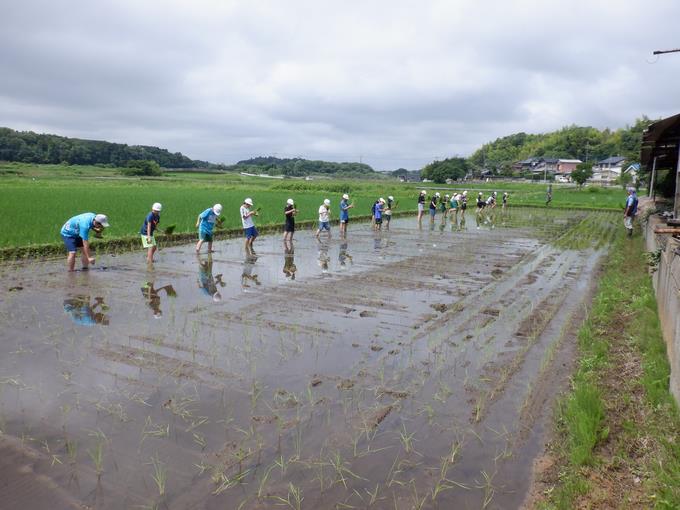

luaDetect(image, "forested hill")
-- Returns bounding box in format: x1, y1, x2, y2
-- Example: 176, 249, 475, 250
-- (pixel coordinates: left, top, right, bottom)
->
227, 156, 376, 177
468, 117, 655, 173
0, 127, 210, 168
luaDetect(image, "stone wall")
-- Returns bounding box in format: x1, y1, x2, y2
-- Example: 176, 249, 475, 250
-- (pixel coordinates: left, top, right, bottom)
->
644, 209, 680, 404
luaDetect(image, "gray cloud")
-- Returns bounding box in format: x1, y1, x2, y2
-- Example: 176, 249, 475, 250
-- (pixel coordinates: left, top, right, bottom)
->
2, 0, 679, 170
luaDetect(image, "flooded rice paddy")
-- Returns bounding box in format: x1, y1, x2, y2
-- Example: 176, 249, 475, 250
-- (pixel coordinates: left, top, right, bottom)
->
0, 208, 618, 509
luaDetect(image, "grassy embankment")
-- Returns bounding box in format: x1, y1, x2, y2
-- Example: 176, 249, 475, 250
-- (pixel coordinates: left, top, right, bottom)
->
0, 162, 629, 256
534, 232, 680, 509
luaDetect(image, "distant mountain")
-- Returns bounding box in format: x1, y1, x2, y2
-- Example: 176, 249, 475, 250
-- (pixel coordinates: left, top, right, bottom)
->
0, 127, 210, 168
227, 156, 376, 177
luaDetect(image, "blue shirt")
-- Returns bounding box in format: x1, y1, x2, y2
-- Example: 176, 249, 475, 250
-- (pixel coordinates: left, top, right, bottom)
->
625, 194, 638, 216
61, 213, 96, 240
140, 212, 160, 235
375, 202, 383, 220
340, 199, 349, 221
198, 208, 217, 234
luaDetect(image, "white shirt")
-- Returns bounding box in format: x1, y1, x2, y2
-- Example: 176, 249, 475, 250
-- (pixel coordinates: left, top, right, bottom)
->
240, 205, 254, 228
318, 205, 330, 222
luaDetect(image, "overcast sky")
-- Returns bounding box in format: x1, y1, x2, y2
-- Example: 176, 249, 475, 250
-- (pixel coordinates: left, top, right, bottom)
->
2, 0, 679, 170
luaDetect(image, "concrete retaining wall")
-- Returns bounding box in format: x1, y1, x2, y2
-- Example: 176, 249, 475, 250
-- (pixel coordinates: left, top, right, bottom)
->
644, 211, 680, 404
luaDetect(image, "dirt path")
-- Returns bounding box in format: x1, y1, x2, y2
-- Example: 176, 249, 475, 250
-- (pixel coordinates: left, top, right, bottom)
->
0, 209, 616, 509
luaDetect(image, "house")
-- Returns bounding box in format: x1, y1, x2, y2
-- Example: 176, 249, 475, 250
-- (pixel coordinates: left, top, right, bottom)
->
532, 158, 559, 178
554, 159, 582, 181
591, 156, 626, 184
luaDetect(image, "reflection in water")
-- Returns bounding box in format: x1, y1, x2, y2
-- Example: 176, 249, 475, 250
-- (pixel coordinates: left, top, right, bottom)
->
241, 251, 261, 289
283, 241, 297, 280
141, 281, 177, 318
197, 254, 224, 302
317, 239, 330, 274
338, 241, 353, 269
63, 295, 110, 326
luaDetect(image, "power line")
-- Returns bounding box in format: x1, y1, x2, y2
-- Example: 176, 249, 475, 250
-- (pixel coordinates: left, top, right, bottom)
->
653, 48, 680, 55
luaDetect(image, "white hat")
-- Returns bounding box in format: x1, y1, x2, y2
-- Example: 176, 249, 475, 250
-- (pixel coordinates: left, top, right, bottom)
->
463, 190, 468, 196
244, 198, 253, 206
388, 196, 394, 201
94, 214, 109, 227
342, 193, 349, 200
379, 197, 385, 203
323, 199, 331, 206
420, 190, 426, 194
213, 204, 223, 215
287, 198, 294, 205
152, 202, 162, 212
435, 192, 440, 197
445, 194, 450, 198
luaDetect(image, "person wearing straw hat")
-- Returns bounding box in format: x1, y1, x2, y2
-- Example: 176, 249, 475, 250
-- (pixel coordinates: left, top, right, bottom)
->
195, 204, 222, 253
339, 193, 353, 237
283, 198, 297, 242
241, 198, 259, 251
60, 212, 110, 271
141, 202, 162, 264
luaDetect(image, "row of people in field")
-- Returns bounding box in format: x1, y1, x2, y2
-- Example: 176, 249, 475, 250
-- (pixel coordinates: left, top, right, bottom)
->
58, 193, 375, 271
416, 190, 509, 227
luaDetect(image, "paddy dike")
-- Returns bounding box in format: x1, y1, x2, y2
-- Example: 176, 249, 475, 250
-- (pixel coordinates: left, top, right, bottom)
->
0, 208, 618, 510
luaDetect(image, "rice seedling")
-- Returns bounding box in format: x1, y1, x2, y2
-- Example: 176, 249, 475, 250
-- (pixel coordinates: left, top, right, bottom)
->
148, 453, 167, 496
271, 482, 303, 510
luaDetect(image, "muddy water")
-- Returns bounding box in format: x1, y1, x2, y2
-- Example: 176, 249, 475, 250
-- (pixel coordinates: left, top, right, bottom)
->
0, 208, 617, 510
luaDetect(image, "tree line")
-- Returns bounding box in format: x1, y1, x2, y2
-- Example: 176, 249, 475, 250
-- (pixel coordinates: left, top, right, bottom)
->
0, 127, 209, 168
467, 117, 654, 175
227, 156, 376, 177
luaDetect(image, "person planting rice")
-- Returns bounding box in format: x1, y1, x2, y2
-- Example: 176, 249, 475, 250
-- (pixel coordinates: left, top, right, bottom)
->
374, 198, 385, 231
486, 193, 495, 208
546, 184, 553, 206
141, 202, 162, 264
384, 196, 394, 230
316, 198, 332, 239
502, 192, 509, 209
339, 194, 353, 237
429, 192, 439, 223
460, 190, 468, 217
195, 203, 222, 253
283, 198, 297, 242
417, 190, 426, 228
60, 212, 110, 271
241, 198, 259, 251
450, 193, 460, 219
441, 194, 450, 219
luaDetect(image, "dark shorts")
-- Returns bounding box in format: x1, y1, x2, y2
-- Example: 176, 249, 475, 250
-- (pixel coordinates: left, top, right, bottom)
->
199, 232, 213, 242
62, 235, 83, 252
461, 203, 467, 210
340, 217, 349, 224
429, 208, 436, 217
244, 226, 258, 239
284, 221, 295, 233
375, 217, 382, 225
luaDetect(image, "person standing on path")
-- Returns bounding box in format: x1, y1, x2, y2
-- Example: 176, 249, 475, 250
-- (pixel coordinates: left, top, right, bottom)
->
195, 204, 222, 253
316, 198, 331, 239
283, 198, 297, 242
241, 198, 259, 251
417, 190, 426, 228
60, 212, 110, 271
339, 194, 353, 237
623, 187, 638, 237
141, 202, 162, 264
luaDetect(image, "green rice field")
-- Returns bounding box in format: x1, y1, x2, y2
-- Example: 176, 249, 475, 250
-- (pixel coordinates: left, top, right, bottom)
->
0, 162, 630, 248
